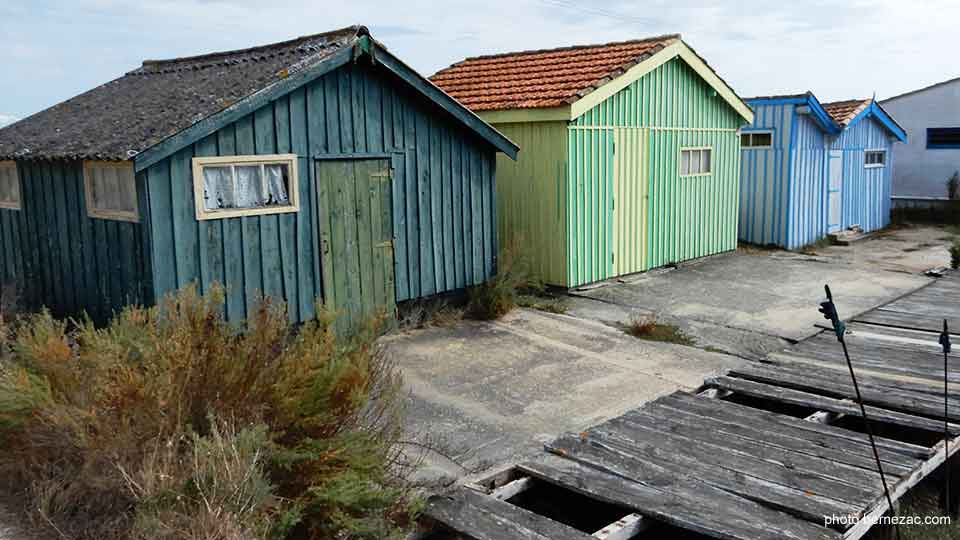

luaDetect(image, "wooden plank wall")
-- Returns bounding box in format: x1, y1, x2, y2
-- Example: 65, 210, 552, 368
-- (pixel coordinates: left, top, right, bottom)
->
142, 60, 497, 323
0, 160, 150, 323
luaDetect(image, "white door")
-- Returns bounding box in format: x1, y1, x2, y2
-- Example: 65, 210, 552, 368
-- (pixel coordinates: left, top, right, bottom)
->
827, 150, 843, 232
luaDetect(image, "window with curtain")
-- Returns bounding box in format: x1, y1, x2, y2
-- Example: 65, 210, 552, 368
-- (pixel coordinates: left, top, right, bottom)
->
0, 161, 21, 210
192, 154, 299, 220
83, 161, 139, 221
679, 148, 712, 176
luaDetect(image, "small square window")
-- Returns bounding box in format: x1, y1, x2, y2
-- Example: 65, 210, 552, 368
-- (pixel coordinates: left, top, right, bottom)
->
84, 161, 139, 221
680, 148, 712, 176
741, 131, 773, 149
864, 150, 886, 168
0, 161, 21, 210
193, 154, 299, 220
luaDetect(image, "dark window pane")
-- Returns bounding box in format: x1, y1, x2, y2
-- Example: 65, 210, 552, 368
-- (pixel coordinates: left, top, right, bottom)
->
928, 128, 960, 149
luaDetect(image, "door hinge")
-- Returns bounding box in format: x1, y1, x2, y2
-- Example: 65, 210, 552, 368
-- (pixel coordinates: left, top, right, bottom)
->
371, 170, 392, 181
376, 240, 394, 250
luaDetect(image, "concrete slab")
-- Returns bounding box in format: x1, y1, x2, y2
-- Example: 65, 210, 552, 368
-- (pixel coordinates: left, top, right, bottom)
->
385, 308, 744, 481
573, 232, 935, 344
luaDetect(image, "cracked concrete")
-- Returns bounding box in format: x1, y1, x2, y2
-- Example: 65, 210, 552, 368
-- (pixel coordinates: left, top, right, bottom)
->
391, 226, 948, 483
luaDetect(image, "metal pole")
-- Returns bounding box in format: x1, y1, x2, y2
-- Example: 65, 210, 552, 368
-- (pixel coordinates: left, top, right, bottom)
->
941, 319, 952, 515
820, 285, 898, 537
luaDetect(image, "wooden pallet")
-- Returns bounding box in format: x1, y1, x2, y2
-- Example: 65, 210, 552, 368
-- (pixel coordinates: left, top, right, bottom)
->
422, 272, 960, 540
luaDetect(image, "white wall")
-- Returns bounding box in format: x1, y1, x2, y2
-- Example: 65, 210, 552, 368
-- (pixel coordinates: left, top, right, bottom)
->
882, 78, 960, 198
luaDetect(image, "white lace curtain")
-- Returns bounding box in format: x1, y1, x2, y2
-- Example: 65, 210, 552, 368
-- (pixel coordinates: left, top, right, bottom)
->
202, 163, 290, 211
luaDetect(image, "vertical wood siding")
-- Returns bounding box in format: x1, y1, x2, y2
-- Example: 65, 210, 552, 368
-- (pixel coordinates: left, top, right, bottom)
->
568, 57, 743, 286
143, 61, 497, 323
738, 103, 831, 250
0, 160, 150, 323
489, 122, 568, 285
788, 112, 829, 249
830, 116, 894, 233
738, 103, 793, 247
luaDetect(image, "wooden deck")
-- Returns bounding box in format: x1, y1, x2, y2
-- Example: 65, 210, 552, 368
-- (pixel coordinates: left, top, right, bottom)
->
423, 271, 960, 540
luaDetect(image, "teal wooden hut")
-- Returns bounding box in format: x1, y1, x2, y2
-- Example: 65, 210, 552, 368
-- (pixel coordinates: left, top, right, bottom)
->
0, 26, 517, 325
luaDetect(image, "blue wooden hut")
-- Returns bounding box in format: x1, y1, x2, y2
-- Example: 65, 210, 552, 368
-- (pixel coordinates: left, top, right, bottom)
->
738, 93, 906, 249
0, 26, 518, 326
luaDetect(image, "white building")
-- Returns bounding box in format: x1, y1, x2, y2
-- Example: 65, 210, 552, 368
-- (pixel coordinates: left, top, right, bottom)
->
881, 76, 960, 200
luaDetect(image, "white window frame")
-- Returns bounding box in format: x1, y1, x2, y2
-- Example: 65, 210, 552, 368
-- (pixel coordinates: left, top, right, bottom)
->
864, 149, 886, 169
0, 161, 22, 210
83, 161, 140, 222
679, 147, 713, 177
740, 130, 774, 149
192, 154, 300, 221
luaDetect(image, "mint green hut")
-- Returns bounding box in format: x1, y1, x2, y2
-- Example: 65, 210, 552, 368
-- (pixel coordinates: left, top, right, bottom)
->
433, 35, 754, 287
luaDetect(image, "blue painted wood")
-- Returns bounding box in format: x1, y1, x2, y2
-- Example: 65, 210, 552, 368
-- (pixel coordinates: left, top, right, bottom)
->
741, 98, 897, 250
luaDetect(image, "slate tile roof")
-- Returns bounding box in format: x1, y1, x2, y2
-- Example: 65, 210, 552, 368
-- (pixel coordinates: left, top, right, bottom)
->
430, 35, 681, 111
822, 98, 872, 127
0, 26, 365, 161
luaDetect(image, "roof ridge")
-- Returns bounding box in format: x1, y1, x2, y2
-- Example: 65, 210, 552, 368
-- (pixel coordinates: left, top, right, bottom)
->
137, 25, 366, 70
453, 33, 681, 63
821, 97, 871, 106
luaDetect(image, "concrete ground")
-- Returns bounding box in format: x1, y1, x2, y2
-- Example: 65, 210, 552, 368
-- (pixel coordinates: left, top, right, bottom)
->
391, 225, 951, 483
385, 308, 744, 481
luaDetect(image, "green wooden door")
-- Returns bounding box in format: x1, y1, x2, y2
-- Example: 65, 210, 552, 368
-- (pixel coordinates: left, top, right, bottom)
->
316, 159, 396, 332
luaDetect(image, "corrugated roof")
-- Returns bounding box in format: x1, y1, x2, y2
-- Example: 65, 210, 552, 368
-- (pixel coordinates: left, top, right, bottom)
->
0, 26, 364, 161
430, 35, 681, 111
822, 98, 872, 127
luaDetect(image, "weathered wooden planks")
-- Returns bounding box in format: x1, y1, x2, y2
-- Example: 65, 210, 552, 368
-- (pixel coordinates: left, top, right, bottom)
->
644, 396, 919, 474
729, 363, 960, 422
593, 414, 883, 503
520, 454, 840, 540
705, 376, 960, 435
659, 392, 932, 460
426, 486, 596, 540
547, 433, 861, 527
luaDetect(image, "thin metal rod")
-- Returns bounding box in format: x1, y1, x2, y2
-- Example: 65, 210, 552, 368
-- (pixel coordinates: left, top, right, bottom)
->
821, 284, 898, 537
942, 319, 952, 515
838, 335, 899, 531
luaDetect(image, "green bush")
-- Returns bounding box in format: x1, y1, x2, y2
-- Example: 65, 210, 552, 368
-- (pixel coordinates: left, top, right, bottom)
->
951, 238, 960, 269
0, 286, 416, 540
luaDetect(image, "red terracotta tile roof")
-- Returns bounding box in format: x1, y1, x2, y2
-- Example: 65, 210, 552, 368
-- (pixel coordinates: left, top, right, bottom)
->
822, 98, 872, 127
430, 35, 681, 111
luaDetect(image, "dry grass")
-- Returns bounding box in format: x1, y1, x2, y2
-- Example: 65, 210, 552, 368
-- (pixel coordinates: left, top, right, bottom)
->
398, 298, 464, 329
466, 240, 536, 321
0, 285, 418, 540
623, 315, 695, 346
516, 293, 569, 314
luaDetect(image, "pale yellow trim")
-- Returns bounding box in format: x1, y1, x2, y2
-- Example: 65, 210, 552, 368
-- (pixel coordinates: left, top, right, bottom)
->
479, 106, 571, 124
0, 161, 21, 210
83, 161, 140, 222
569, 40, 755, 124
678, 146, 713, 177
192, 154, 300, 221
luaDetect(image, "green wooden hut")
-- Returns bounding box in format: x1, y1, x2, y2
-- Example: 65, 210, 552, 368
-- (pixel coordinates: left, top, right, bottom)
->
0, 26, 517, 326
432, 35, 754, 287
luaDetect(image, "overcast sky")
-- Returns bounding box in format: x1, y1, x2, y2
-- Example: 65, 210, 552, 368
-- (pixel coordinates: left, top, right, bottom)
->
2, 0, 957, 127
